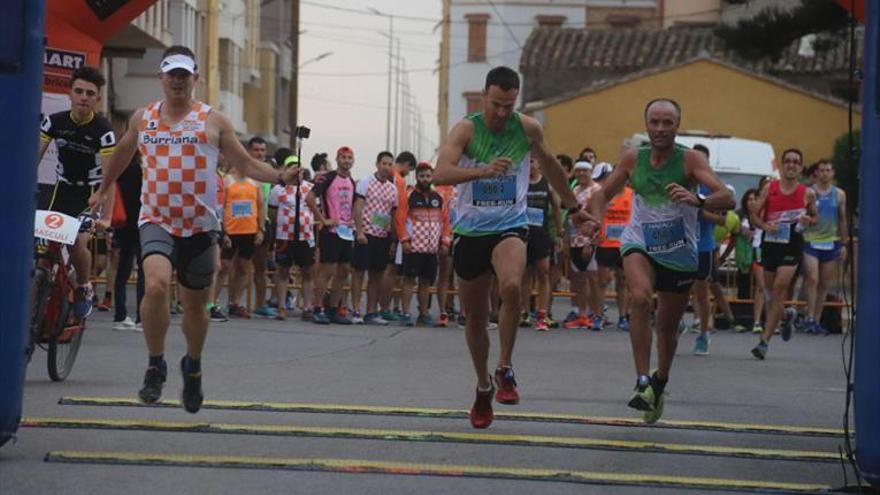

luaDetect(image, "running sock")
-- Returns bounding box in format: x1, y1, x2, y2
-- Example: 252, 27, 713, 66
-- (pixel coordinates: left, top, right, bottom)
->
148, 354, 166, 370
182, 355, 201, 375
477, 383, 493, 392
637, 375, 651, 389
651, 373, 668, 396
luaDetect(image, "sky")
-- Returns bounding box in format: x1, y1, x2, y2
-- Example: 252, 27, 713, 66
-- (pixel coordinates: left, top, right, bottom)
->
297, 1, 444, 180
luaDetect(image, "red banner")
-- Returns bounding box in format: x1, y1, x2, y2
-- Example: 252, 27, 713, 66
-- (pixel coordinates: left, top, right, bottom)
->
835, 0, 865, 22
44, 0, 160, 93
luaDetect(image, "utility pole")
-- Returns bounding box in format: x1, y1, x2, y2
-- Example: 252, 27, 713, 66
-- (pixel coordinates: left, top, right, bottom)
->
385, 16, 393, 150
393, 39, 402, 152
289, 0, 300, 144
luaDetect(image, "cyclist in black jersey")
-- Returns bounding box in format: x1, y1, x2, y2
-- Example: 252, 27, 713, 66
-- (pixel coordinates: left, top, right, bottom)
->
37, 66, 116, 318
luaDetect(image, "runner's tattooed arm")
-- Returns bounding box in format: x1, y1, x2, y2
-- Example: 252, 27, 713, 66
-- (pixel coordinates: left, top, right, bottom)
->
353, 195, 367, 244
214, 112, 298, 186
800, 188, 819, 227
433, 119, 507, 186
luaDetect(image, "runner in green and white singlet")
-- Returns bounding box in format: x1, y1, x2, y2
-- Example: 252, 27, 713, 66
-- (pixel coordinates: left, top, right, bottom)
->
434, 66, 593, 430
589, 98, 734, 424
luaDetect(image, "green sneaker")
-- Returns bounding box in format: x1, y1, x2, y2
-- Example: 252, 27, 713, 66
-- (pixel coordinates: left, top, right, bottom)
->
627, 377, 655, 412
519, 312, 533, 328
734, 324, 747, 333
643, 371, 667, 424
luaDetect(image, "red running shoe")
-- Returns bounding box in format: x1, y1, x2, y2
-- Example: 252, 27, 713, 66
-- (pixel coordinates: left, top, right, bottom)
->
469, 386, 495, 429
535, 311, 549, 332
436, 313, 449, 328
494, 366, 520, 405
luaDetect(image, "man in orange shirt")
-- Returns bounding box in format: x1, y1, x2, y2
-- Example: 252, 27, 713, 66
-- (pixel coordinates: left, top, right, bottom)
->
385, 151, 417, 320
222, 165, 264, 318
592, 162, 633, 331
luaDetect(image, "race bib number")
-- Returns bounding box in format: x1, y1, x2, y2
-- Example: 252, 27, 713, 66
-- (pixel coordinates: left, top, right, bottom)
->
811, 241, 834, 251
336, 224, 354, 241
473, 175, 516, 207
527, 207, 544, 227
642, 218, 685, 254
763, 224, 791, 244
371, 213, 391, 229
231, 200, 254, 218
605, 224, 625, 241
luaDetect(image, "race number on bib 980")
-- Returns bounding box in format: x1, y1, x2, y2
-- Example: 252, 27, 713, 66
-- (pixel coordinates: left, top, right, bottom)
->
473, 175, 516, 207
231, 200, 254, 218
763, 224, 792, 244
642, 218, 685, 253
527, 207, 544, 227
605, 224, 625, 241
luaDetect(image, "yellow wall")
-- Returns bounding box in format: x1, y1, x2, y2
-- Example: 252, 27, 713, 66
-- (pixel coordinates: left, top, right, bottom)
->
244, 48, 277, 137
536, 59, 860, 167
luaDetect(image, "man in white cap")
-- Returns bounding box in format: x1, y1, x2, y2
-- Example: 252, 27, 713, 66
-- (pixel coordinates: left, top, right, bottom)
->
90, 45, 300, 413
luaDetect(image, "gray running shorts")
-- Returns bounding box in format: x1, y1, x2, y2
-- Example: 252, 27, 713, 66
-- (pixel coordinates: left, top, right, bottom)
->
140, 223, 218, 290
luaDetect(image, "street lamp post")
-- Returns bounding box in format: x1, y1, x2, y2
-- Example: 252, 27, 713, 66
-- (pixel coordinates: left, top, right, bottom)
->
369, 6, 394, 151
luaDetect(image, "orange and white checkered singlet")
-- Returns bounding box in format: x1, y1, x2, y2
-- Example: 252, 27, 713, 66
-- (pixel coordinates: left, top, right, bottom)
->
137, 101, 220, 237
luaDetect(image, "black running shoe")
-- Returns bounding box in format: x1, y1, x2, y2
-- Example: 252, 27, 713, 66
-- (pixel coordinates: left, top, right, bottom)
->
138, 366, 166, 403
180, 356, 204, 413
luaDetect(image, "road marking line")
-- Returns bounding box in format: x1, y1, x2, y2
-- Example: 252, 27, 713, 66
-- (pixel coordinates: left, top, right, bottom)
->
23, 416, 839, 463
57, 396, 847, 438
44, 450, 832, 493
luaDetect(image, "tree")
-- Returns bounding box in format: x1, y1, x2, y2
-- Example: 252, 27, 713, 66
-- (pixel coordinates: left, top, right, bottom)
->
715, 0, 850, 62
832, 130, 859, 216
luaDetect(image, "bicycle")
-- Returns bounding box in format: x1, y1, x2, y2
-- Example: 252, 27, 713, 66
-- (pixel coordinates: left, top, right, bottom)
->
29, 209, 97, 381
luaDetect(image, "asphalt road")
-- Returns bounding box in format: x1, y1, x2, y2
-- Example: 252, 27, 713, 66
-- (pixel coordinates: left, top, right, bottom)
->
0, 301, 859, 495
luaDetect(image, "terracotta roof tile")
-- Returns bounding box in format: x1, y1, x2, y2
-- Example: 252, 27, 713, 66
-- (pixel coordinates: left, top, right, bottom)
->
520, 26, 862, 103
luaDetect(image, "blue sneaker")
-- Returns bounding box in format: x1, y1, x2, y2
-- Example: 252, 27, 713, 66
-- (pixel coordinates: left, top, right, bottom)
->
380, 310, 401, 322
813, 321, 830, 336
254, 305, 278, 318
617, 316, 630, 332
751, 340, 769, 360
73, 283, 94, 319
363, 312, 389, 326
694, 333, 710, 356
328, 307, 352, 325
312, 309, 330, 325
590, 315, 603, 332
416, 314, 435, 327
400, 313, 414, 327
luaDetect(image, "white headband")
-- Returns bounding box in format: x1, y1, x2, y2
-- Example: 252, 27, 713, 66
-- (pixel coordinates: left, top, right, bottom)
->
573, 161, 593, 171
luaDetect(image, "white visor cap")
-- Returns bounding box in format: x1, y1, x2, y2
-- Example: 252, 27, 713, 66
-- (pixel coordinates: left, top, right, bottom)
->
161, 54, 197, 74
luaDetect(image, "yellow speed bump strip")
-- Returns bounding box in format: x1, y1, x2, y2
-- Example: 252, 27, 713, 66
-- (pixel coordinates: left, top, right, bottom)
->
44, 451, 832, 494
58, 396, 846, 438
23, 417, 839, 463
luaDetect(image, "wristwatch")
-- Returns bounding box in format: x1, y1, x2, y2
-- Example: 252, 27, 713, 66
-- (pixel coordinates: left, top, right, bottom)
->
567, 204, 582, 215
696, 194, 706, 208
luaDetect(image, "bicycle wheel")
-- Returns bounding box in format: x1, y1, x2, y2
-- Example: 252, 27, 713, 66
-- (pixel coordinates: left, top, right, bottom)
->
47, 297, 84, 382
28, 267, 51, 363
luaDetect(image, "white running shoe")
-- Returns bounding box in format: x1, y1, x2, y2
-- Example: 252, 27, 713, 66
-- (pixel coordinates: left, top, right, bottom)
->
112, 317, 137, 331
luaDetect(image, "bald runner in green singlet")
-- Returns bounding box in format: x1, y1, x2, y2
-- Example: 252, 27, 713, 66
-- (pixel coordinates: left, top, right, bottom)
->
589, 98, 734, 424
